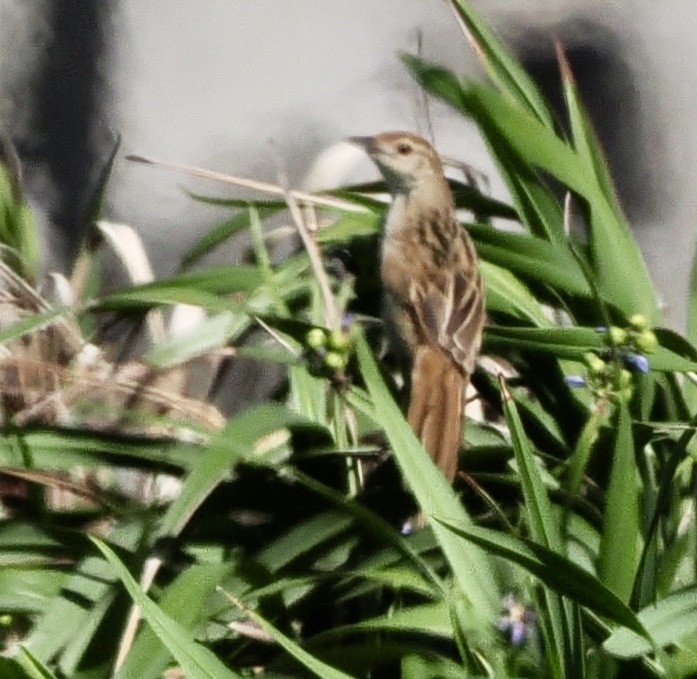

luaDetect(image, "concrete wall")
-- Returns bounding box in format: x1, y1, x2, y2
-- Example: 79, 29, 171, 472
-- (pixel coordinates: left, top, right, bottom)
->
1, 1, 695, 328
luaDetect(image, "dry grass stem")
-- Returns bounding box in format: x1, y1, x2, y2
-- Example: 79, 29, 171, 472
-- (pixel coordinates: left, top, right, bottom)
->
126, 154, 368, 214
254, 316, 301, 358
283, 191, 339, 329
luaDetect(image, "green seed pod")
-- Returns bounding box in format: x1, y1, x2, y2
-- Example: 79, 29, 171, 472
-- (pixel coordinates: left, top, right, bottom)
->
584, 352, 606, 375
619, 369, 632, 388
620, 387, 634, 403
635, 329, 658, 354
607, 326, 628, 346
629, 313, 649, 331
306, 328, 327, 350
328, 329, 351, 352
324, 351, 347, 371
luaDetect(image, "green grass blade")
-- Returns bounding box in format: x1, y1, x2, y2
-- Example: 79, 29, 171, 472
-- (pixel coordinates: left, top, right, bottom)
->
688, 232, 697, 347
117, 562, 231, 679
158, 404, 303, 538
563, 409, 602, 526
0, 161, 39, 282
95, 284, 242, 313
101, 263, 264, 296
604, 586, 697, 659
403, 55, 567, 246
219, 589, 358, 679
458, 83, 586, 194
355, 332, 499, 624
484, 325, 603, 359
500, 377, 562, 551
145, 310, 244, 368
14, 647, 59, 679
504, 157, 566, 244
597, 402, 640, 603
255, 510, 353, 574
50, 588, 118, 677
557, 46, 621, 218
404, 60, 659, 319
462, 81, 658, 321
0, 428, 194, 473
500, 376, 569, 676
446, 0, 554, 126
313, 601, 451, 639
470, 224, 590, 296
484, 326, 697, 372
434, 521, 649, 640
25, 521, 143, 666
91, 538, 241, 679
402, 652, 477, 678
85, 135, 121, 225
0, 306, 70, 346
284, 467, 443, 594
180, 205, 282, 270
0, 545, 72, 601
481, 260, 551, 326
632, 409, 697, 607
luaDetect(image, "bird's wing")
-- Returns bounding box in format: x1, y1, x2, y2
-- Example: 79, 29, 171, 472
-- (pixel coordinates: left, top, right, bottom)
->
409, 233, 484, 374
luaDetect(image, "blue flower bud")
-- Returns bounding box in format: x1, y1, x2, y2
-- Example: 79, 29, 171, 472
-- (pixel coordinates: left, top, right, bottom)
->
400, 520, 414, 536
623, 352, 649, 374
498, 595, 534, 647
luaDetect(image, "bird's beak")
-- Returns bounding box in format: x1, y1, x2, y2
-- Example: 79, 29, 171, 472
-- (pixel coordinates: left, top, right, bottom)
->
347, 136, 377, 154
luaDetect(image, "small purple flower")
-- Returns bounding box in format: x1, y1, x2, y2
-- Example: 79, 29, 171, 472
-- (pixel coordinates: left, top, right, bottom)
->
400, 519, 414, 536
595, 326, 608, 333
623, 352, 650, 374
498, 595, 535, 647
341, 313, 354, 332
565, 375, 586, 388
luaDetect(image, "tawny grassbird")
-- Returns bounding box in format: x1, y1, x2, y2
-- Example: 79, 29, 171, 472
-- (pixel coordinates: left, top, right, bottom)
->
350, 132, 485, 482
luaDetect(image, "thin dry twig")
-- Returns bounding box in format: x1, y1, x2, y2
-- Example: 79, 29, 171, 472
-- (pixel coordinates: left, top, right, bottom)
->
414, 29, 436, 145
0, 258, 85, 356
254, 316, 301, 358
283, 191, 339, 329
1, 468, 107, 506
446, 0, 485, 64
217, 587, 275, 644
0, 356, 225, 434
114, 554, 163, 672
267, 147, 340, 330
126, 154, 368, 214
563, 191, 573, 237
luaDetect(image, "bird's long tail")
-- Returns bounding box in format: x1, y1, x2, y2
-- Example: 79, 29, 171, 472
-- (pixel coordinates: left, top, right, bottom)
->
407, 345, 466, 482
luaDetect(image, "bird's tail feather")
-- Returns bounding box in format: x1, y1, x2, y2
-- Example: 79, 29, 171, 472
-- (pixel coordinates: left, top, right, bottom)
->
407, 345, 465, 482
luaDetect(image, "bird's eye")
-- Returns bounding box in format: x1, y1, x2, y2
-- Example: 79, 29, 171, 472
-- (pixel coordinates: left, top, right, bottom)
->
396, 143, 413, 155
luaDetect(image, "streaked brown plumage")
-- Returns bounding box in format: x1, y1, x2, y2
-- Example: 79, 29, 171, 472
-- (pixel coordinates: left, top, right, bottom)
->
350, 132, 485, 481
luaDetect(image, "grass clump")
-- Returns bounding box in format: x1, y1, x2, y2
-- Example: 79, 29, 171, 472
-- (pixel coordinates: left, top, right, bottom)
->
1, 2, 697, 678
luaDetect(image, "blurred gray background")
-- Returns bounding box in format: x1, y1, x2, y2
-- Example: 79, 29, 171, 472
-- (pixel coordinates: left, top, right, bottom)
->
0, 1, 693, 329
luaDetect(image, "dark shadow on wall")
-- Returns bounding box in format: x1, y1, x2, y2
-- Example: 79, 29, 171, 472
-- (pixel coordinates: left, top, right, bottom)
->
22, 1, 114, 264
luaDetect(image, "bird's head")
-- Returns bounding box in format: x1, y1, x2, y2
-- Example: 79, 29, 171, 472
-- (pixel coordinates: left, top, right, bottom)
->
349, 132, 445, 194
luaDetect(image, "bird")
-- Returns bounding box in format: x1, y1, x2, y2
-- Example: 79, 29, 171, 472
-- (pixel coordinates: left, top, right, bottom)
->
349, 132, 485, 482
